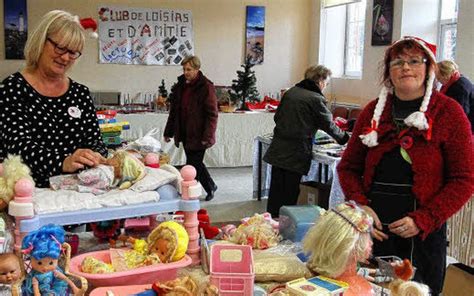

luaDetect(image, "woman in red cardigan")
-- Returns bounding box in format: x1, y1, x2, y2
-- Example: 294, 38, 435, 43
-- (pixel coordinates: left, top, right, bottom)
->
337, 37, 473, 295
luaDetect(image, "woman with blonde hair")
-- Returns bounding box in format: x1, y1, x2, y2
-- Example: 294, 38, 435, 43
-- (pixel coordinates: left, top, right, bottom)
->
436, 60, 473, 133
0, 10, 107, 187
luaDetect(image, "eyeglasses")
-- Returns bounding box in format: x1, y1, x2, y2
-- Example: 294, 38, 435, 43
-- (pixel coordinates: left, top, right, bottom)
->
389, 57, 427, 69
47, 38, 82, 59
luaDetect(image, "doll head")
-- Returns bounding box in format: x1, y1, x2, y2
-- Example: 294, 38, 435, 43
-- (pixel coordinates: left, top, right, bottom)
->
303, 202, 373, 278
389, 279, 430, 296
0, 155, 35, 211
0, 253, 21, 284
21, 224, 65, 273
147, 221, 189, 263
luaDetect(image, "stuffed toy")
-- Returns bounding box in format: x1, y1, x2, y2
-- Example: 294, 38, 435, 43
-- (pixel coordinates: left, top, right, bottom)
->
0, 155, 34, 211
175, 209, 220, 239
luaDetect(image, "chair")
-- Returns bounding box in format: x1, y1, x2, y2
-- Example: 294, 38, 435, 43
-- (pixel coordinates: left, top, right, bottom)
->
12, 243, 88, 296
348, 108, 362, 120
332, 106, 349, 119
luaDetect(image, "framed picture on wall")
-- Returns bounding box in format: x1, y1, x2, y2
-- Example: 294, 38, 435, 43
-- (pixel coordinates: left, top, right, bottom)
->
371, 0, 393, 46
245, 6, 265, 65
4, 0, 28, 59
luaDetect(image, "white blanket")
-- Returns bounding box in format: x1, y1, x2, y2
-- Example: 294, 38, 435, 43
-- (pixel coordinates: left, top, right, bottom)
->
34, 167, 178, 214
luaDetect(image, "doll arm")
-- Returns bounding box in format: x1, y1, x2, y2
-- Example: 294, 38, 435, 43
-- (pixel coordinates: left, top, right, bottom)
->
54, 270, 80, 295
31, 277, 41, 296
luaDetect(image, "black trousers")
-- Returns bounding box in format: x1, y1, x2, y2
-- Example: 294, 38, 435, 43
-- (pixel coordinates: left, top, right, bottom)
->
370, 184, 447, 295
184, 148, 215, 195
266, 165, 302, 217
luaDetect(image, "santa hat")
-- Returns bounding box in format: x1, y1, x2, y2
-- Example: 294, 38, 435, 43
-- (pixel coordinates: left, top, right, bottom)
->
360, 36, 437, 147
75, 17, 98, 38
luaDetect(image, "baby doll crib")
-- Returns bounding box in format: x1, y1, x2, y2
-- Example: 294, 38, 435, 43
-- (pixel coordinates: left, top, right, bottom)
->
11, 242, 88, 296
6, 166, 202, 268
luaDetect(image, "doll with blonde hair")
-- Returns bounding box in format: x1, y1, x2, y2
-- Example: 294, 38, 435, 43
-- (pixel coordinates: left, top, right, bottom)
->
302, 201, 374, 296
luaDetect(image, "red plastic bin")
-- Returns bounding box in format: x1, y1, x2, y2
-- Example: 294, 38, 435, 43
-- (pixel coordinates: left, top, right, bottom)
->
210, 244, 254, 296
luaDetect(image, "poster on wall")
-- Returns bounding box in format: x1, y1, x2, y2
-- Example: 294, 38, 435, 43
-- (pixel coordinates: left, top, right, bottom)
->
371, 0, 393, 46
3, 0, 28, 59
245, 6, 265, 65
98, 6, 194, 65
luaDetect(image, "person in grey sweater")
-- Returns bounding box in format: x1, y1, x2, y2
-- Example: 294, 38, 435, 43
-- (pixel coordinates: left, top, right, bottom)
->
264, 65, 349, 217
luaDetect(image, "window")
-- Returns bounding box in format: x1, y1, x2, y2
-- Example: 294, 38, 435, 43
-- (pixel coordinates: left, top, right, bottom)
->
319, 0, 366, 78
438, 0, 459, 60
344, 0, 366, 77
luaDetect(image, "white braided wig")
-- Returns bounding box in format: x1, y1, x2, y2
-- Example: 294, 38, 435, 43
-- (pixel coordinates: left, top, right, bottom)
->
360, 37, 436, 147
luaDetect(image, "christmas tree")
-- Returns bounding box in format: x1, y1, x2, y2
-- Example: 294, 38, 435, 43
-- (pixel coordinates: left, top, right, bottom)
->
156, 79, 169, 111
229, 56, 260, 111
158, 79, 168, 98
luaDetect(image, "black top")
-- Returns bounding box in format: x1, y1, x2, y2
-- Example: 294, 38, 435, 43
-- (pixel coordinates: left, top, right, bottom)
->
373, 95, 423, 185
0, 72, 107, 187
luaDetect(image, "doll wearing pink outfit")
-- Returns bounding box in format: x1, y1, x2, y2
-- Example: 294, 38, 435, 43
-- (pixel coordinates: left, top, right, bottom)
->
303, 202, 374, 296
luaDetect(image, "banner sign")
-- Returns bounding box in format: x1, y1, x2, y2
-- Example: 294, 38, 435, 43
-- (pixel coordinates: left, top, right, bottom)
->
98, 6, 194, 65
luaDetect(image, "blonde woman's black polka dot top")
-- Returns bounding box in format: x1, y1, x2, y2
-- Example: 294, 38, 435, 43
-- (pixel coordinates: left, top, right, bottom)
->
0, 72, 107, 187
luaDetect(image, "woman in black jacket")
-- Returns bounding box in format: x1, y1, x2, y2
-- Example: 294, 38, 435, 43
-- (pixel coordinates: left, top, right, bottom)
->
263, 65, 349, 217
436, 60, 473, 133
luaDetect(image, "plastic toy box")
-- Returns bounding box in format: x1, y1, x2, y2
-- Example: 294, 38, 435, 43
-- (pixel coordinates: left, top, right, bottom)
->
279, 205, 321, 242
70, 250, 191, 288
210, 244, 254, 296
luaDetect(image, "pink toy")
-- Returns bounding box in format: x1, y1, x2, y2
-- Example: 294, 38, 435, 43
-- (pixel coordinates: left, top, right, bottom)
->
15, 178, 35, 197
210, 244, 254, 296
180, 165, 197, 200
70, 250, 192, 288
144, 153, 160, 169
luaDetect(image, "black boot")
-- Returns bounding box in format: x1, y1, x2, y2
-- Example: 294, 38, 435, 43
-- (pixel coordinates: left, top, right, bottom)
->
205, 184, 218, 201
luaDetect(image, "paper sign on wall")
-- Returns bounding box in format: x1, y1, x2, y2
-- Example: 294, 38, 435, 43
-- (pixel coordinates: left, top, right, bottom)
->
98, 6, 194, 65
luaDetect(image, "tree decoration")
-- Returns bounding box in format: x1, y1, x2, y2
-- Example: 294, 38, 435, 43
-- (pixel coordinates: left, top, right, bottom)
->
229, 56, 260, 111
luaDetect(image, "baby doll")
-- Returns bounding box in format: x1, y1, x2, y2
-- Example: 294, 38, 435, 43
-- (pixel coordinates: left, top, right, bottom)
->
302, 201, 374, 296
50, 150, 146, 194
104, 150, 146, 189
227, 213, 280, 249
0, 253, 21, 295
0, 155, 34, 211
21, 224, 79, 296
82, 221, 189, 273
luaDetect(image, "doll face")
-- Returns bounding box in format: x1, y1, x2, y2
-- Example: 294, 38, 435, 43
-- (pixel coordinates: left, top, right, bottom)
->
0, 256, 21, 284
149, 238, 169, 262
31, 257, 58, 274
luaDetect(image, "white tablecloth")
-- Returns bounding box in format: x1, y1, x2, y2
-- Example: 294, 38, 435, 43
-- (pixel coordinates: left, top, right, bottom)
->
116, 112, 276, 167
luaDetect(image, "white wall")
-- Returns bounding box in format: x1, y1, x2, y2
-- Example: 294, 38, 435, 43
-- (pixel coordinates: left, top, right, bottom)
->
401, 0, 439, 44
0, 0, 312, 96
456, 0, 474, 79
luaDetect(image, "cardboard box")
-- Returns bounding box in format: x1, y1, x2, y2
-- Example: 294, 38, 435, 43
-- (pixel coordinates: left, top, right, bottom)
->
443, 263, 474, 296
298, 183, 319, 205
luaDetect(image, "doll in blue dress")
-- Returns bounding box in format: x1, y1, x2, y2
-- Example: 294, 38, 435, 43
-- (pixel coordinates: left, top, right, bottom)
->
21, 224, 79, 296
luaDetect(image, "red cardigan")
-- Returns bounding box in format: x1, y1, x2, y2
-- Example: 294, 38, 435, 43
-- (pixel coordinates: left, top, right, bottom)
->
337, 91, 473, 239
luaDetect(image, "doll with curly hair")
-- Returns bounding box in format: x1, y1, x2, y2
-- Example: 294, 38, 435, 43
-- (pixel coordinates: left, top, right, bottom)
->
21, 224, 79, 296
0, 155, 34, 211
303, 201, 374, 296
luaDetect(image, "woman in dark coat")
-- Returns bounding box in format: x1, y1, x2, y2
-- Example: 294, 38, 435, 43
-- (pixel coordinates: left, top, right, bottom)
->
436, 60, 473, 133
263, 65, 349, 217
164, 56, 218, 200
